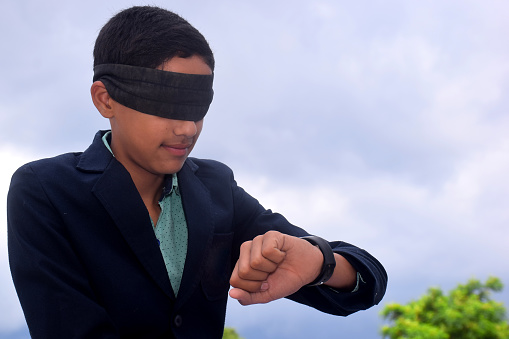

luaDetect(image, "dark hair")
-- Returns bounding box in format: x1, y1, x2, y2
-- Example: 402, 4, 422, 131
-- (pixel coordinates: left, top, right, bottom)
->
93, 6, 214, 70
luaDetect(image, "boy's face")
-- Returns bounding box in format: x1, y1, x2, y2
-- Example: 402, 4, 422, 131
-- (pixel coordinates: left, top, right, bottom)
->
108, 55, 212, 177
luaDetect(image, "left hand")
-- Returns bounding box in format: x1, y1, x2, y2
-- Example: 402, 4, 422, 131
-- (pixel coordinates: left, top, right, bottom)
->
229, 231, 324, 305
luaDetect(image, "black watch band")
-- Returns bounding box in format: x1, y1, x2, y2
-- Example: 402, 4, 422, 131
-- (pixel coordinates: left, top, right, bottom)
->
300, 235, 336, 286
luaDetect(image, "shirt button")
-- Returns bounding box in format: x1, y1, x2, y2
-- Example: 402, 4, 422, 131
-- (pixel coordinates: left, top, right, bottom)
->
174, 315, 183, 328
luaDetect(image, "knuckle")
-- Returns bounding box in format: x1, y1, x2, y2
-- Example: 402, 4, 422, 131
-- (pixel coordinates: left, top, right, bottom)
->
237, 263, 251, 278
252, 234, 264, 243
240, 241, 252, 251
260, 246, 274, 258
266, 230, 280, 237
250, 252, 265, 268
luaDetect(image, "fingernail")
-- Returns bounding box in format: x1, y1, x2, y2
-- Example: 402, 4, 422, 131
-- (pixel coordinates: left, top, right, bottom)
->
260, 282, 269, 291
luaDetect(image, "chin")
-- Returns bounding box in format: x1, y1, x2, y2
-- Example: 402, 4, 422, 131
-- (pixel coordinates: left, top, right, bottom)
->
162, 162, 186, 175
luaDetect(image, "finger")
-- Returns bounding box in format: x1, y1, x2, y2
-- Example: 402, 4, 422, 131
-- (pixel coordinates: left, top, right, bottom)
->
248, 235, 279, 273
236, 241, 270, 281
230, 260, 267, 293
230, 277, 264, 293
259, 232, 287, 265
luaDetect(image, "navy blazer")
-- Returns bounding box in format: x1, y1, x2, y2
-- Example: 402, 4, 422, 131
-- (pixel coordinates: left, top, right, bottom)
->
8, 131, 387, 339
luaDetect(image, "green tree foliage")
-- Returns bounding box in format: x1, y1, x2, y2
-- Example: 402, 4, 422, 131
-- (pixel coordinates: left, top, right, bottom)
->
222, 327, 243, 339
381, 277, 509, 339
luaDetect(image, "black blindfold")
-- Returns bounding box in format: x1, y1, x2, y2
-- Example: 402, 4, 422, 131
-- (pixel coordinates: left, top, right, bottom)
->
93, 64, 214, 121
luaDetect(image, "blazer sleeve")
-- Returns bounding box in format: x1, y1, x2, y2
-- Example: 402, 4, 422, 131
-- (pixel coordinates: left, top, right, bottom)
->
227, 166, 388, 316
7, 163, 119, 339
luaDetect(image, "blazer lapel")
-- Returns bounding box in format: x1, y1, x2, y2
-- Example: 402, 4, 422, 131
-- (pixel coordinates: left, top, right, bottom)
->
79, 131, 174, 299
174, 159, 214, 308
92, 160, 175, 299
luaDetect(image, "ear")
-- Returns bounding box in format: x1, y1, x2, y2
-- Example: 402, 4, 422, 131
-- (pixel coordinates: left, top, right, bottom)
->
91, 81, 114, 118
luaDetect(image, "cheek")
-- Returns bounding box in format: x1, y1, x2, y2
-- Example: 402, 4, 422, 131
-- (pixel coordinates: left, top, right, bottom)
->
141, 118, 171, 138
195, 121, 204, 137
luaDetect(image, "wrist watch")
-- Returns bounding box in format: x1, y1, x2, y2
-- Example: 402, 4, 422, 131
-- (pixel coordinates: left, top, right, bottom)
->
300, 235, 336, 286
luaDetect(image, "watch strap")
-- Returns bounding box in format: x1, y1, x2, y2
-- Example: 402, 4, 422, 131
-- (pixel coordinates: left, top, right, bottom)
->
300, 235, 336, 286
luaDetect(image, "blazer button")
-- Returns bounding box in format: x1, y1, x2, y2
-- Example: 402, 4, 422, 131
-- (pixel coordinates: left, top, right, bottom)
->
174, 315, 183, 328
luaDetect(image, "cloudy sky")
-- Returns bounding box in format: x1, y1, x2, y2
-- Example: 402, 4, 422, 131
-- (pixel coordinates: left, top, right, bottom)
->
1, 0, 509, 338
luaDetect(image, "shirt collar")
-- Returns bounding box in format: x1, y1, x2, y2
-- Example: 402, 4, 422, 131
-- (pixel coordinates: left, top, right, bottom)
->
101, 131, 115, 156
161, 174, 180, 199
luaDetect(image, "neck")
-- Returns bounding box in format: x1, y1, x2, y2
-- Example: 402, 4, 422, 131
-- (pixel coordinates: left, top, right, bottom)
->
130, 169, 164, 206
127, 168, 165, 225
107, 137, 164, 204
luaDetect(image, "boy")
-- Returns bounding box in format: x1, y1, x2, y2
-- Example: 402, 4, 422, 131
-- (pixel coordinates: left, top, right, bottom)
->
7, 6, 387, 339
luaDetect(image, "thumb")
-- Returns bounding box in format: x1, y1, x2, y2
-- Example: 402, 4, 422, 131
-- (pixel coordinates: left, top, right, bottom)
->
229, 282, 269, 306
229, 288, 252, 305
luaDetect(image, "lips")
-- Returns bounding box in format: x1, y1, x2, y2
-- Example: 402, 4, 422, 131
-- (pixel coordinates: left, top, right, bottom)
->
161, 143, 192, 157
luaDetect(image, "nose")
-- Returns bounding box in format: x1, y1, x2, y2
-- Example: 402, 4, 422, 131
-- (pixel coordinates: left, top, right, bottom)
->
173, 120, 198, 138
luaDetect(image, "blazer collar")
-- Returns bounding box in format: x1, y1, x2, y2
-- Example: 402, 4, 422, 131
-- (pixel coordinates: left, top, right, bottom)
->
77, 130, 114, 173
